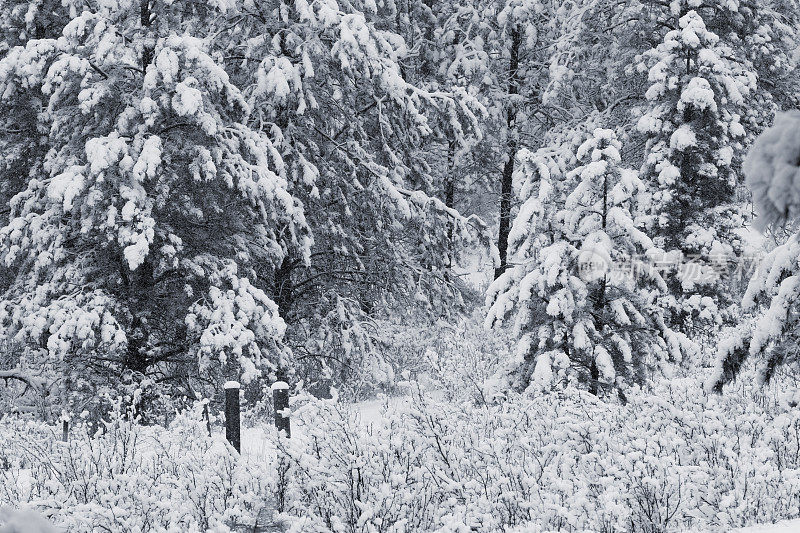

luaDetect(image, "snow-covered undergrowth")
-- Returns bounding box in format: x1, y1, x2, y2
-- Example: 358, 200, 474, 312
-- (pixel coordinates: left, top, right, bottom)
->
0, 404, 275, 532
278, 379, 800, 532
2, 378, 799, 532
376, 311, 512, 404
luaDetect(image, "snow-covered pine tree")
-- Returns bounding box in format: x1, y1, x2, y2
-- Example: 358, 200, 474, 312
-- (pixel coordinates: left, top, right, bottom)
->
0, 0, 76, 409
220, 0, 490, 396
711, 111, 800, 390
703, 0, 800, 117
0, 0, 72, 277
412, 0, 593, 279
487, 128, 692, 395
0, 0, 311, 414
390, 0, 492, 272
635, 8, 755, 338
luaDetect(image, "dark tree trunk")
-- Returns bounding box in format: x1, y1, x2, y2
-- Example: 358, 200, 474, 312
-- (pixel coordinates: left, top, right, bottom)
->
273, 256, 294, 318
495, 26, 522, 280
588, 167, 610, 398
140, 0, 154, 69
589, 360, 599, 396
445, 139, 456, 270
122, 258, 155, 376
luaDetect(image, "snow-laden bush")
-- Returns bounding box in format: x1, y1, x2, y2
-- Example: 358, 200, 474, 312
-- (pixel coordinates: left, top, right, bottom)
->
376, 310, 511, 405
0, 402, 274, 532
278, 379, 800, 532
3, 376, 799, 532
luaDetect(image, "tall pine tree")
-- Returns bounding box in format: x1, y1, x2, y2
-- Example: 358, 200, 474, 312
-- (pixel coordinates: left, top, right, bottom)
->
635, 8, 754, 338
0, 0, 311, 414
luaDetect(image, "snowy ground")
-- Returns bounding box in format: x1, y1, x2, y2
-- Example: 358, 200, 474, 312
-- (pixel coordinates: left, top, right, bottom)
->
734, 519, 800, 532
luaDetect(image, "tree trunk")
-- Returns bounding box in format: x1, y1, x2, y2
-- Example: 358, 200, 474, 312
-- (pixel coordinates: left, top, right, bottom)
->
589, 169, 609, 397
495, 26, 522, 280
445, 139, 456, 270
589, 360, 599, 396
273, 256, 294, 318
140, 0, 154, 69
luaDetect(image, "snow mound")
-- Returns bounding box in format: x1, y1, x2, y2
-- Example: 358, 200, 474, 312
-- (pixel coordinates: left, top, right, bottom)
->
0, 507, 57, 533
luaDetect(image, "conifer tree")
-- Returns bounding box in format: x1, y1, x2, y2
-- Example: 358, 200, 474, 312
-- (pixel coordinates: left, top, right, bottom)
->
0, 0, 311, 412
228, 0, 488, 395
711, 111, 800, 390
487, 128, 693, 394
635, 9, 755, 337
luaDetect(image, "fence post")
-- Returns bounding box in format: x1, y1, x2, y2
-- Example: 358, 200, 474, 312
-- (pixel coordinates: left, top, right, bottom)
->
224, 381, 241, 453
272, 375, 291, 519
271, 379, 290, 438
202, 400, 212, 437
61, 414, 69, 442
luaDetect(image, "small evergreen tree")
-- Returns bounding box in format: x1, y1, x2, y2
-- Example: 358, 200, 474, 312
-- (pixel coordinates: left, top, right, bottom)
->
487, 128, 693, 395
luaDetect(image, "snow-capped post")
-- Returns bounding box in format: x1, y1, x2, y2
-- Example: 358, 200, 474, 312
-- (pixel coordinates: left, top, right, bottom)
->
224, 381, 241, 453
272, 378, 290, 438
202, 399, 211, 437
61, 413, 69, 442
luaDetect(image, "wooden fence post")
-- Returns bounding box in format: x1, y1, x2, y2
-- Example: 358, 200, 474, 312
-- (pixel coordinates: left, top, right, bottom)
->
271, 380, 290, 438
61, 417, 69, 442
272, 377, 291, 521
202, 400, 212, 437
224, 381, 241, 453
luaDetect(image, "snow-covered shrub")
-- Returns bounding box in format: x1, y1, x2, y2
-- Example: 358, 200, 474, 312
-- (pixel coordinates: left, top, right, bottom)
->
419, 311, 511, 404
2, 377, 798, 532
358, 310, 511, 404
277, 379, 800, 532
0, 403, 274, 532
306, 308, 510, 403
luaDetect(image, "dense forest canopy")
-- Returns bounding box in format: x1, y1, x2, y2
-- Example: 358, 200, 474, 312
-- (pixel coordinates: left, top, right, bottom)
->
1, 0, 800, 418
